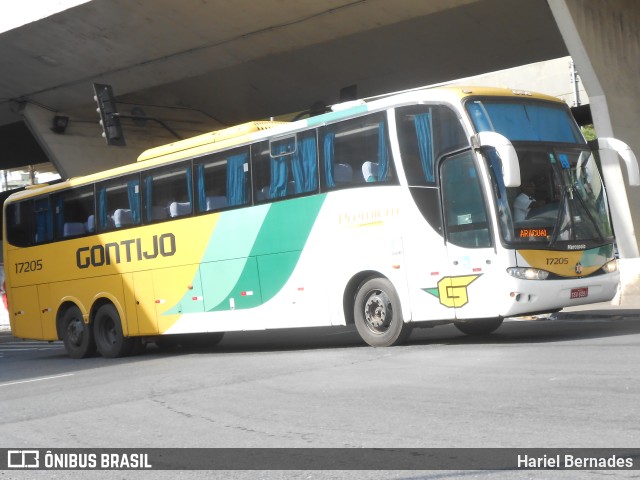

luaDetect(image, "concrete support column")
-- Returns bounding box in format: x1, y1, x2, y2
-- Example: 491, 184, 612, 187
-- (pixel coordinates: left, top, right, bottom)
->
548, 0, 640, 305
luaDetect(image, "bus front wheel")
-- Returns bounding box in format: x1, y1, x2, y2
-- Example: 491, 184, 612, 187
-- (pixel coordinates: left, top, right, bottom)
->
454, 318, 503, 336
93, 304, 133, 358
61, 306, 96, 359
353, 277, 410, 347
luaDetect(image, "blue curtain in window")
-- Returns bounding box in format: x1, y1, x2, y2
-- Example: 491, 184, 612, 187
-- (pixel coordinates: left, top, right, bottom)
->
34, 198, 53, 243
185, 167, 193, 204
414, 113, 434, 183
98, 187, 108, 230
291, 136, 318, 193
55, 196, 65, 237
323, 133, 335, 188
377, 123, 389, 181
227, 152, 248, 206
466, 103, 492, 134
127, 180, 140, 223
145, 176, 153, 221
269, 155, 289, 199
468, 102, 581, 143
197, 164, 206, 211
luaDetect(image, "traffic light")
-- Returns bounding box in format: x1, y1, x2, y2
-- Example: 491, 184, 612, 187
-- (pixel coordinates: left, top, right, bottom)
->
93, 83, 125, 146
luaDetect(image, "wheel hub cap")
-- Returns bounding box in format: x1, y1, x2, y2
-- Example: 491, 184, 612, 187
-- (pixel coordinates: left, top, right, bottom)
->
364, 291, 391, 331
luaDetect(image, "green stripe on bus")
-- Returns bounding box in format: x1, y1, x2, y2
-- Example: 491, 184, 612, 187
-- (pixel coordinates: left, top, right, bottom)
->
164, 194, 326, 316
208, 194, 326, 311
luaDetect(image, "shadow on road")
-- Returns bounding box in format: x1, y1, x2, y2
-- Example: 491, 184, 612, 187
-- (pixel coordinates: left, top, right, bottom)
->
1, 309, 638, 363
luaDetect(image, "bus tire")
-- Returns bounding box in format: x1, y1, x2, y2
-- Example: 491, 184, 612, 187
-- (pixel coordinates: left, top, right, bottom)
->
61, 306, 96, 359
455, 318, 503, 336
93, 304, 133, 358
353, 277, 410, 347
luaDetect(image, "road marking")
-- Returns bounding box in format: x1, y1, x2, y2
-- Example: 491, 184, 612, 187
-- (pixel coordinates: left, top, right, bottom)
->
0, 347, 61, 351
0, 373, 74, 388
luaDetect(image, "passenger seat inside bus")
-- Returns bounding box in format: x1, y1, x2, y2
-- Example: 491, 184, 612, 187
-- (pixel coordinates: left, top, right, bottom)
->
334, 163, 353, 184
169, 201, 192, 217
149, 206, 168, 220
63, 222, 86, 237
205, 196, 227, 211
255, 186, 269, 201
113, 209, 133, 227
362, 161, 378, 182
85, 215, 95, 233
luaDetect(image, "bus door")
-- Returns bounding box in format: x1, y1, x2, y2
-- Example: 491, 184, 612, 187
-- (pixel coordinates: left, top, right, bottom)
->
439, 150, 500, 319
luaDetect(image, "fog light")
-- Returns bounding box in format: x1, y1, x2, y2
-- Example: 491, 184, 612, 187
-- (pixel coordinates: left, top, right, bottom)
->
602, 259, 618, 274
507, 267, 549, 280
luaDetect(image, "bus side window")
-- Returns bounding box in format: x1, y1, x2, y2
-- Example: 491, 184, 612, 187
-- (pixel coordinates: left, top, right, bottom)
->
53, 185, 94, 239
396, 104, 468, 187
5, 201, 34, 247
252, 131, 318, 203
96, 174, 141, 231
321, 112, 395, 190
142, 162, 192, 220
195, 147, 249, 213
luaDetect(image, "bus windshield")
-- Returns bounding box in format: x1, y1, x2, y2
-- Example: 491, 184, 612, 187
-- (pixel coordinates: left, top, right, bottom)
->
466, 99, 585, 144
468, 99, 613, 248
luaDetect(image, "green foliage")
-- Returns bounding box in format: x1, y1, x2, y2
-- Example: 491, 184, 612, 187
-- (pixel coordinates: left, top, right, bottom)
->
581, 125, 596, 141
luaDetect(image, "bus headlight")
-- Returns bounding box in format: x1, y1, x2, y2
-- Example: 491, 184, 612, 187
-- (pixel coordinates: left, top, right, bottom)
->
601, 259, 618, 274
507, 267, 549, 280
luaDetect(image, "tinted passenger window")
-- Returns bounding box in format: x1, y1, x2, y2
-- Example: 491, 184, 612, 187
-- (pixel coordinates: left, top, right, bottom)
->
396, 105, 468, 186
252, 130, 318, 202
320, 112, 396, 190
96, 174, 141, 231
5, 200, 35, 247
195, 147, 250, 212
53, 186, 95, 238
142, 163, 192, 221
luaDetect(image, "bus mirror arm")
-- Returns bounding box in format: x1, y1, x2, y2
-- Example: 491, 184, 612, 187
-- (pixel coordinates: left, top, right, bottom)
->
472, 132, 521, 188
597, 137, 640, 186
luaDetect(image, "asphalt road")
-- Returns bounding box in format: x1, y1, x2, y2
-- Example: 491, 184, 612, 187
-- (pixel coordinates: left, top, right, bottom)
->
1, 309, 639, 480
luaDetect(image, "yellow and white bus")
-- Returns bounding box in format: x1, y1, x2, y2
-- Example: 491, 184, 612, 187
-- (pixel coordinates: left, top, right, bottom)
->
3, 87, 638, 358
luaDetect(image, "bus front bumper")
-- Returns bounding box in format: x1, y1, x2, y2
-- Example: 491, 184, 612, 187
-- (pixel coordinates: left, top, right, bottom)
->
499, 272, 619, 318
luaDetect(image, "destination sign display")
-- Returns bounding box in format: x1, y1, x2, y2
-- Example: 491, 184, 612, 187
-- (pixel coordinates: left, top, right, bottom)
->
516, 227, 553, 239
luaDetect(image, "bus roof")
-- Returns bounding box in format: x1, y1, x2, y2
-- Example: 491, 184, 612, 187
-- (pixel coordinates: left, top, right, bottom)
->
439, 85, 562, 103
4, 86, 566, 204
136, 120, 289, 163
135, 86, 564, 164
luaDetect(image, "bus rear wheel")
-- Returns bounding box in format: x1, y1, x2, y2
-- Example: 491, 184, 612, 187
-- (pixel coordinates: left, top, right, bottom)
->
61, 306, 96, 359
93, 304, 133, 358
455, 318, 503, 336
353, 277, 410, 347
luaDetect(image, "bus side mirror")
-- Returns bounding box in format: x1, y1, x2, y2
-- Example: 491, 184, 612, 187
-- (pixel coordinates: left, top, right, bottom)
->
597, 137, 640, 186
473, 132, 521, 188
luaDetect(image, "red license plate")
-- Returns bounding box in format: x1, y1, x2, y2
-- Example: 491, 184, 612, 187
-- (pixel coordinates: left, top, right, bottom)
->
570, 287, 589, 299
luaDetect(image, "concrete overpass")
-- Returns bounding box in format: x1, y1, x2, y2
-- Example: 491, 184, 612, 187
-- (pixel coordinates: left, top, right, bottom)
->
0, 0, 639, 302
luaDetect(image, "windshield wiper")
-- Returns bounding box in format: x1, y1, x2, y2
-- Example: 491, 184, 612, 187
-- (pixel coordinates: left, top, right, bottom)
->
548, 187, 569, 247
571, 185, 605, 241
549, 185, 604, 247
